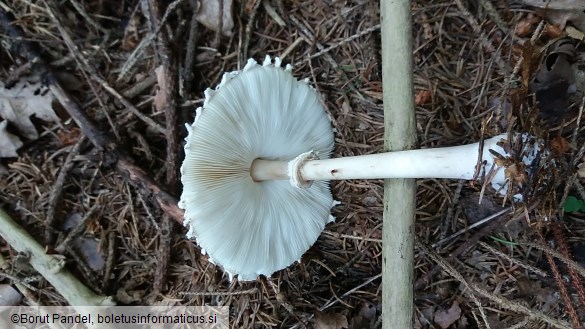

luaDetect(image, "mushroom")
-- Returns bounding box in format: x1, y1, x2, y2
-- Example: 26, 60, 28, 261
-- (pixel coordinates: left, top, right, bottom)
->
180, 56, 539, 280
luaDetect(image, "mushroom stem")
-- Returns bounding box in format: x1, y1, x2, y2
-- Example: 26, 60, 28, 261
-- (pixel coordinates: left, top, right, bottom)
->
251, 135, 506, 183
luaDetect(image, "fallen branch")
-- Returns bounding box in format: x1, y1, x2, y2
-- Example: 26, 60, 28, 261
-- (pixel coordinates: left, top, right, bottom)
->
0, 208, 114, 307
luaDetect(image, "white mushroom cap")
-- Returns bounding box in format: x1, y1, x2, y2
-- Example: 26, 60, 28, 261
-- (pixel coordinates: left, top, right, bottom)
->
179, 56, 336, 280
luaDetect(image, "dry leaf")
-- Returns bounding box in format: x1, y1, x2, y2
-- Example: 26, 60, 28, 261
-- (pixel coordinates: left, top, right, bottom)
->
515, 15, 540, 37
521, 41, 542, 88
550, 136, 571, 155
566, 25, 585, 41
195, 0, 234, 36
415, 89, 432, 105
0, 79, 59, 140
520, 0, 585, 30
530, 42, 577, 119
56, 127, 82, 146
314, 310, 349, 329
0, 120, 23, 158
61, 213, 105, 272
542, 24, 565, 38
433, 301, 462, 329
520, 0, 585, 9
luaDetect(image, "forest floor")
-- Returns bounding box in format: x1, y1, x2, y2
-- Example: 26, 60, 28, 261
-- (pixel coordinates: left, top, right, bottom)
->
1, 0, 585, 328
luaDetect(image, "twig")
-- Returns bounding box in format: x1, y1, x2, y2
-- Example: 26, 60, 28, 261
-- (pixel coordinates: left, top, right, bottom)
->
432, 207, 511, 248
181, 0, 199, 97
520, 240, 585, 279
441, 180, 464, 241
288, 15, 365, 101
46, 138, 85, 249
55, 202, 99, 254
415, 208, 511, 290
43, 2, 165, 135
65, 247, 104, 294
0, 8, 184, 225
102, 231, 116, 293
121, 73, 157, 99
118, 0, 185, 80
453, 0, 508, 75
536, 229, 582, 328
0, 208, 115, 306
67, 0, 107, 33
147, 0, 179, 297
551, 222, 585, 323
242, 0, 262, 62
478, 241, 547, 277
293, 24, 381, 66
180, 288, 258, 296
152, 215, 172, 295
419, 241, 572, 329
290, 274, 382, 329
149, 0, 180, 192
262, 0, 285, 27
478, 0, 509, 34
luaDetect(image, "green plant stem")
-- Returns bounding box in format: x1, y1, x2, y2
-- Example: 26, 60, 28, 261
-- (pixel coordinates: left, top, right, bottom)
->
380, 1, 417, 328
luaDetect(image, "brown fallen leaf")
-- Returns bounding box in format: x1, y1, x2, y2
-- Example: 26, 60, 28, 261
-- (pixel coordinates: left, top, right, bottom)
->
521, 41, 542, 88
56, 127, 82, 147
550, 136, 571, 155
415, 89, 432, 106
314, 310, 349, 329
515, 15, 540, 37
542, 23, 565, 38
433, 301, 462, 329
195, 0, 234, 36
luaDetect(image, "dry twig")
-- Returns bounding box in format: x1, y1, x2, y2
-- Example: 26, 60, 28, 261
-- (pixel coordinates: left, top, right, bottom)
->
0, 8, 184, 225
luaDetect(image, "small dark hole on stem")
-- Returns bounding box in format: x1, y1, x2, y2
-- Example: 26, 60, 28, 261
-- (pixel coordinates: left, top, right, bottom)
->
331, 169, 338, 175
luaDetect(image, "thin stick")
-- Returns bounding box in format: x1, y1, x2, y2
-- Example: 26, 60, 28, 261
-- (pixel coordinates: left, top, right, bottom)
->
0, 8, 184, 225
419, 242, 572, 329
46, 138, 85, 248
149, 0, 179, 192
179, 288, 258, 296
181, 0, 199, 97
42, 3, 165, 135
432, 207, 511, 248
380, 1, 417, 328
0, 208, 114, 307
118, 0, 185, 80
